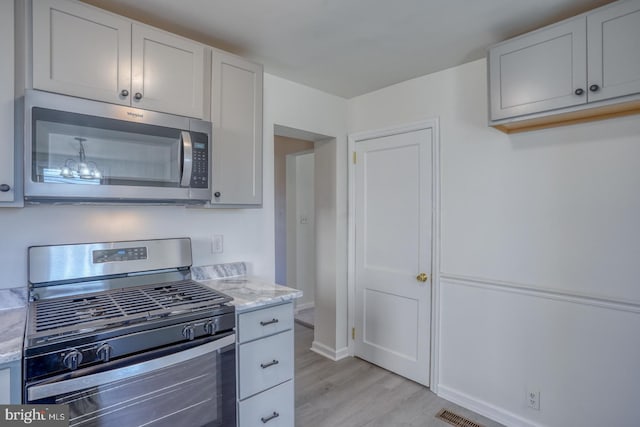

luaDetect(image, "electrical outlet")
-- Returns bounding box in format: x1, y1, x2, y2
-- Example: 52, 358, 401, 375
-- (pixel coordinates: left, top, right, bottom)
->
212, 235, 223, 254
526, 389, 540, 410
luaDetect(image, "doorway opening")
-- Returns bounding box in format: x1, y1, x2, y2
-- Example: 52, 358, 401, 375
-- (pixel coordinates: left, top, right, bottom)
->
274, 124, 332, 329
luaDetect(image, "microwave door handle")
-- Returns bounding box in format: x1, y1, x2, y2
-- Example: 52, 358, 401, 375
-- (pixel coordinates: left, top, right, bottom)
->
27, 334, 235, 401
180, 131, 193, 187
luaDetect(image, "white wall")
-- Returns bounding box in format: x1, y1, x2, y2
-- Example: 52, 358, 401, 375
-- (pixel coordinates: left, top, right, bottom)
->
0, 204, 268, 288
245, 73, 349, 355
288, 152, 315, 309
348, 58, 640, 427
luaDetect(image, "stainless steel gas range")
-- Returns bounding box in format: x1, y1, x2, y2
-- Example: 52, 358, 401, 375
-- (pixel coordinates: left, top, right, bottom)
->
23, 238, 236, 427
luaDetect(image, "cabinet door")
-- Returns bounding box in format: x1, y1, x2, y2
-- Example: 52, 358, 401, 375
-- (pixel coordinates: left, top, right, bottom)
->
489, 17, 587, 121
131, 25, 205, 119
238, 380, 294, 427
238, 330, 293, 400
32, 0, 131, 105
211, 51, 263, 206
587, 0, 640, 102
0, 0, 15, 203
0, 361, 22, 404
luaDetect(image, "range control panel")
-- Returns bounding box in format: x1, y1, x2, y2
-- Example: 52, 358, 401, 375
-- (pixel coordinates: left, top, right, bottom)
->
92, 247, 148, 264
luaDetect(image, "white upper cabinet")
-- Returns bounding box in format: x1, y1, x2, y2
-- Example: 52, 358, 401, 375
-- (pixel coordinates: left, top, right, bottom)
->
32, 0, 206, 119
210, 51, 263, 206
131, 24, 204, 118
489, 17, 587, 121
32, 0, 131, 107
489, 0, 640, 130
0, 0, 16, 204
587, 0, 640, 102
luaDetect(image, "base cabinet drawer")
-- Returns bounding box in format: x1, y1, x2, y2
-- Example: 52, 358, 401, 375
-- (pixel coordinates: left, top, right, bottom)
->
238, 380, 293, 427
239, 330, 293, 399
238, 303, 293, 343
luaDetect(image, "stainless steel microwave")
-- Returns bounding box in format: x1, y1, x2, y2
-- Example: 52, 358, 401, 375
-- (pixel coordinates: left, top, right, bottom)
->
24, 90, 211, 203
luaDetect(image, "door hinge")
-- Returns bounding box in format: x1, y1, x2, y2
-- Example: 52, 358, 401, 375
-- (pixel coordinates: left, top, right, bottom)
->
352, 151, 357, 164
352, 327, 355, 340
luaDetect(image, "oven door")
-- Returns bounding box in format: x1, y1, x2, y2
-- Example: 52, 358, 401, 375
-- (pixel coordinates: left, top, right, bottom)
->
25, 333, 235, 427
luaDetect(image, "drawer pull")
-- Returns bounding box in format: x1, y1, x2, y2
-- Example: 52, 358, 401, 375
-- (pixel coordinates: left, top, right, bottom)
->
260, 318, 279, 326
261, 412, 280, 423
260, 359, 279, 369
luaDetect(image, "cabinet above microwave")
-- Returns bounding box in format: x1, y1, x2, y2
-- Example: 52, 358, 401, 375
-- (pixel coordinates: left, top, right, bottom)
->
24, 90, 211, 204
31, 0, 207, 120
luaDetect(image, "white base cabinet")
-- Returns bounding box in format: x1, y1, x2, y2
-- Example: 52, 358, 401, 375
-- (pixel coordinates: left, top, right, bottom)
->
0, 361, 22, 404
237, 302, 294, 427
238, 381, 294, 427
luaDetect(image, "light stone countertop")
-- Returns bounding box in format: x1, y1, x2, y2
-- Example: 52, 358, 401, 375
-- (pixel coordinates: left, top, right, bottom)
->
192, 263, 302, 312
197, 277, 302, 312
0, 288, 27, 364
0, 307, 26, 364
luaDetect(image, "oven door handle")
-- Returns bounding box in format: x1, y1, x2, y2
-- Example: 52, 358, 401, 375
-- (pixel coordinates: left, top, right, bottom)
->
28, 334, 235, 401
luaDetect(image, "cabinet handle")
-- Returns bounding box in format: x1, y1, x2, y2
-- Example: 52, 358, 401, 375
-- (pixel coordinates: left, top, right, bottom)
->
134, 92, 143, 100
261, 412, 280, 424
260, 359, 279, 369
214, 191, 221, 198
574, 88, 584, 96
120, 89, 129, 97
260, 318, 279, 326
589, 84, 600, 92
0, 184, 10, 192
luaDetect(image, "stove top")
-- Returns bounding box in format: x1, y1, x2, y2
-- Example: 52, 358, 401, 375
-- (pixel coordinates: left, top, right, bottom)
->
26, 280, 232, 346
24, 238, 237, 383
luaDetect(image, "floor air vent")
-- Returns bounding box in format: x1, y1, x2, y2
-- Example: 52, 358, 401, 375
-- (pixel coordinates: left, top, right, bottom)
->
435, 409, 484, 427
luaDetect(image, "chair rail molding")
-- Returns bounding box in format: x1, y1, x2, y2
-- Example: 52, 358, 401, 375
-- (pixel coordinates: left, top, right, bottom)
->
440, 273, 640, 314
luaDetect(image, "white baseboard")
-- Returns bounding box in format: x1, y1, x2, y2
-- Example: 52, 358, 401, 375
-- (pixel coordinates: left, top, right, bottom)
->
437, 384, 545, 427
310, 341, 350, 361
295, 302, 315, 313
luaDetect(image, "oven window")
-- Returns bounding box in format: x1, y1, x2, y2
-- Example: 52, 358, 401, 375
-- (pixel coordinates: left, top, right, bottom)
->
44, 347, 234, 427
32, 107, 183, 188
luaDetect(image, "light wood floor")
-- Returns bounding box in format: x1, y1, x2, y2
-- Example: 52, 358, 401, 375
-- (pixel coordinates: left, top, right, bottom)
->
294, 323, 504, 427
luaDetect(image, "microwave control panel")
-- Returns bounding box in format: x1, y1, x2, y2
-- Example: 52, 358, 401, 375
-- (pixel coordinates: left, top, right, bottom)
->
191, 132, 209, 189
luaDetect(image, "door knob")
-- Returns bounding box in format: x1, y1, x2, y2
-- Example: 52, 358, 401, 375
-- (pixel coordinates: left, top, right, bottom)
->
416, 273, 428, 282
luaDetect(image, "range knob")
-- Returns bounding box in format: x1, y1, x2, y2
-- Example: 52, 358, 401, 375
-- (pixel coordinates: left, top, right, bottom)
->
182, 325, 196, 341
204, 318, 220, 335
96, 343, 113, 363
62, 349, 83, 370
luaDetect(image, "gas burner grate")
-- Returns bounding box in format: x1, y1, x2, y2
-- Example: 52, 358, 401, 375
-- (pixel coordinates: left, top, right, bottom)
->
32, 280, 231, 334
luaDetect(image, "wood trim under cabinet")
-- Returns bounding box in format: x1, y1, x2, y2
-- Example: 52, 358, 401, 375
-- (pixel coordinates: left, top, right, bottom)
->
491, 98, 640, 133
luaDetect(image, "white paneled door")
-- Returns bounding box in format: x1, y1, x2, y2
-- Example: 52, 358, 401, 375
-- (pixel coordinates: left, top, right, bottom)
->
352, 125, 433, 386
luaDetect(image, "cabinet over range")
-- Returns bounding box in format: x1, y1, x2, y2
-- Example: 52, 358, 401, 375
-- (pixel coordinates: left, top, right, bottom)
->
24, 90, 212, 204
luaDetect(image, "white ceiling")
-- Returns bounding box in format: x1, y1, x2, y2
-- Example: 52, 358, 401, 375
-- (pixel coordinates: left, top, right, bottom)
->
81, 0, 615, 99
